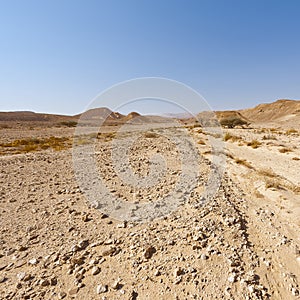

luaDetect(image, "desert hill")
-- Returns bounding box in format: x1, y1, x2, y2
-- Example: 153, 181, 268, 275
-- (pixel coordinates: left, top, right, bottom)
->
0, 111, 76, 123
240, 99, 300, 126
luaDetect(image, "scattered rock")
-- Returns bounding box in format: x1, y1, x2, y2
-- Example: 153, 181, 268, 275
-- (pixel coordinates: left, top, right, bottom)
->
28, 258, 38, 265
58, 292, 67, 299
96, 284, 108, 294
111, 278, 122, 290
40, 278, 50, 286
91, 266, 101, 275
200, 253, 208, 260
68, 287, 79, 295
144, 246, 156, 259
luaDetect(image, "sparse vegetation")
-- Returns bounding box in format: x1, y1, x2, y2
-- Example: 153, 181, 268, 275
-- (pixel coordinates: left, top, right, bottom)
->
0, 136, 72, 154
97, 132, 116, 141
258, 168, 277, 178
262, 134, 277, 140
292, 157, 300, 161
223, 132, 242, 142
144, 132, 159, 138
58, 121, 78, 127
247, 139, 261, 149
285, 128, 297, 135
265, 179, 283, 190
220, 117, 248, 128
234, 158, 253, 169
279, 147, 293, 153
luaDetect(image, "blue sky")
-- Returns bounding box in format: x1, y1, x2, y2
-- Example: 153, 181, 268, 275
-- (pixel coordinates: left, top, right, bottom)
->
0, 0, 300, 115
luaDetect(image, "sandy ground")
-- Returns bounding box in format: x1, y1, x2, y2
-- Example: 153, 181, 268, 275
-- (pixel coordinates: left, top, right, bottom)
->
0, 123, 299, 299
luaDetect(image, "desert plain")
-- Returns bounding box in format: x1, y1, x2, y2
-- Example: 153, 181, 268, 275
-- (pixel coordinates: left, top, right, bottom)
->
0, 99, 300, 300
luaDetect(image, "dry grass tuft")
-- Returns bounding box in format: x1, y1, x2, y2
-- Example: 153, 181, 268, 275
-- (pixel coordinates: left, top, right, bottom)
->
234, 158, 253, 169
279, 147, 293, 153
223, 132, 242, 142
285, 128, 298, 135
258, 168, 277, 178
247, 139, 261, 149
144, 132, 159, 138
262, 135, 277, 140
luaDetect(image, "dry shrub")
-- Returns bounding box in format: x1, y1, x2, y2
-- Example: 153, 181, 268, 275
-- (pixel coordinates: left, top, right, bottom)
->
262, 135, 277, 140
265, 179, 283, 190
279, 147, 293, 153
285, 128, 297, 135
234, 158, 253, 169
254, 191, 264, 198
144, 132, 159, 138
292, 157, 300, 161
220, 117, 248, 128
258, 168, 277, 178
223, 132, 242, 142
59, 121, 78, 127
247, 139, 261, 149
0, 136, 71, 154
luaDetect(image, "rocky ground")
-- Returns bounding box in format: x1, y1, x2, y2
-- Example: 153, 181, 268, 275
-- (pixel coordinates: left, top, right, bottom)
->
0, 123, 299, 299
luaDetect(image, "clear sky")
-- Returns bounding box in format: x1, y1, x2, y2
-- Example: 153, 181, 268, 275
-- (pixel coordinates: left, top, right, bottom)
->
0, 0, 300, 115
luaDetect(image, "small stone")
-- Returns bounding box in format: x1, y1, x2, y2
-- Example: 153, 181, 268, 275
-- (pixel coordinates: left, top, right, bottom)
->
78, 240, 89, 250
0, 276, 6, 283
82, 214, 91, 222
96, 284, 108, 294
200, 254, 208, 260
18, 245, 28, 252
117, 222, 127, 228
14, 259, 26, 268
102, 247, 116, 256
89, 259, 98, 265
91, 266, 101, 275
228, 274, 237, 283
17, 272, 26, 281
28, 258, 38, 265
58, 292, 67, 299
292, 288, 299, 296
144, 246, 156, 259
50, 277, 57, 286
68, 287, 79, 295
40, 279, 50, 286
174, 267, 184, 277
111, 278, 121, 290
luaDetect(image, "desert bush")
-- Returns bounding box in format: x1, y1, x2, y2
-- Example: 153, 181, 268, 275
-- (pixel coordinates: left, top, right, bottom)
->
279, 147, 293, 153
265, 179, 283, 190
59, 121, 78, 127
285, 128, 297, 135
262, 135, 277, 140
0, 136, 71, 154
258, 168, 277, 178
223, 132, 242, 142
247, 140, 261, 149
292, 157, 300, 161
234, 158, 253, 169
220, 117, 248, 128
144, 132, 159, 138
